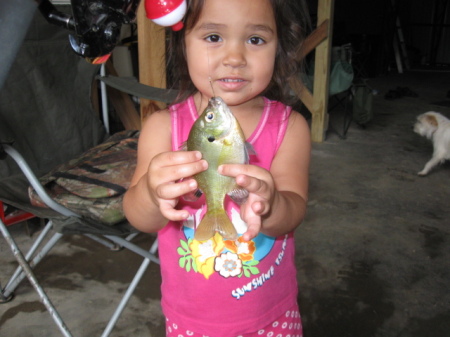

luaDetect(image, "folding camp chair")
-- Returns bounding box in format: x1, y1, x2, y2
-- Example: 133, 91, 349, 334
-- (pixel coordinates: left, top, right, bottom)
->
0, 135, 160, 337
325, 44, 355, 139
301, 44, 355, 139
0, 6, 172, 336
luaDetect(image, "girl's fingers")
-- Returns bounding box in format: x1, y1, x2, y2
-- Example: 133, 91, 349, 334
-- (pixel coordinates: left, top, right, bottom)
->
155, 151, 203, 168
160, 202, 190, 221
218, 163, 253, 177
151, 158, 207, 185
219, 164, 271, 195
156, 178, 198, 200
166, 159, 207, 181
241, 214, 261, 241
236, 174, 267, 195
251, 200, 266, 215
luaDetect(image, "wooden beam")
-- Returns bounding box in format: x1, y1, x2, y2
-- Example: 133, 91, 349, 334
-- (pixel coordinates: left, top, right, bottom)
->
310, 0, 334, 142
291, 20, 330, 115
137, 2, 167, 122
290, 77, 313, 114
301, 20, 329, 60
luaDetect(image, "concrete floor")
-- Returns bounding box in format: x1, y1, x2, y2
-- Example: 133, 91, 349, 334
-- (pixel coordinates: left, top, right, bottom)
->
1, 71, 449, 337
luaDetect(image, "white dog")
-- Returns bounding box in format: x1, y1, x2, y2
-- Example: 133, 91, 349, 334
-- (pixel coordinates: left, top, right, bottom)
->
414, 111, 450, 176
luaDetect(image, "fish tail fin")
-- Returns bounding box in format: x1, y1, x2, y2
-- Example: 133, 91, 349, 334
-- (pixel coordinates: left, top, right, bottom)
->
195, 211, 238, 241
215, 212, 238, 240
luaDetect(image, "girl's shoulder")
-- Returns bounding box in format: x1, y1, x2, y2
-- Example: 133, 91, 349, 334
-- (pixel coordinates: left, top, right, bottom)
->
141, 108, 171, 133
284, 108, 310, 147
263, 97, 308, 131
139, 108, 172, 152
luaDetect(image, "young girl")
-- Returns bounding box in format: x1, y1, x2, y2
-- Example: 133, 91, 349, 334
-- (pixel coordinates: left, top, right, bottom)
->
123, 0, 311, 336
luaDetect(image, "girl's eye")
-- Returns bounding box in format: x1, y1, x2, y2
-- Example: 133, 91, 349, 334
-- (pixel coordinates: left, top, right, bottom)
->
248, 36, 265, 45
205, 112, 215, 122
205, 34, 222, 43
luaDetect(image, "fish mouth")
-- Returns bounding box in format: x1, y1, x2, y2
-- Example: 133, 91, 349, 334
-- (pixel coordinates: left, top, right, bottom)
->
206, 97, 234, 140
209, 96, 226, 107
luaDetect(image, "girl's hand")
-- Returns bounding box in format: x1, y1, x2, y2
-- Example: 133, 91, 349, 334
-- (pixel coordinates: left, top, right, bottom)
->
219, 164, 276, 241
147, 151, 207, 221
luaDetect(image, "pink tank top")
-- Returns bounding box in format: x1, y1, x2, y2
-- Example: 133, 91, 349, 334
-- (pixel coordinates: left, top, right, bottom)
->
158, 96, 298, 336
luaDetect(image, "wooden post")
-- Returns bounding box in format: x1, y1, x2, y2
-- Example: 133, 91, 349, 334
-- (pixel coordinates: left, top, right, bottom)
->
311, 0, 334, 142
137, 2, 167, 122
290, 20, 329, 115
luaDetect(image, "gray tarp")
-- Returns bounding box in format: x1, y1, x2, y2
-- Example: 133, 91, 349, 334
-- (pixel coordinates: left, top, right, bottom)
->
0, 8, 106, 217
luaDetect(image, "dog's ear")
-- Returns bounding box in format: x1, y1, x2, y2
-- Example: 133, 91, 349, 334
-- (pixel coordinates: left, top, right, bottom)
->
425, 114, 438, 127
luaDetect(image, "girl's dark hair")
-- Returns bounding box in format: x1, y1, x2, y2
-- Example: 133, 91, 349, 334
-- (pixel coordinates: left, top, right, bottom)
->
166, 0, 311, 106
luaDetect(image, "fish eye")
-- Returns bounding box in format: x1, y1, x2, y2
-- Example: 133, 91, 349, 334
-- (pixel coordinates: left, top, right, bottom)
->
205, 112, 215, 122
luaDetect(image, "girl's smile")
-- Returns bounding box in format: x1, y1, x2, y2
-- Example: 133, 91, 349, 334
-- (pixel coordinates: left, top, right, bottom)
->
184, 0, 278, 110
216, 77, 247, 91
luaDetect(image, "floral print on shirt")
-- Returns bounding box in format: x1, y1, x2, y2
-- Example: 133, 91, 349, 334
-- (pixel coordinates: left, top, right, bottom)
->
177, 208, 273, 279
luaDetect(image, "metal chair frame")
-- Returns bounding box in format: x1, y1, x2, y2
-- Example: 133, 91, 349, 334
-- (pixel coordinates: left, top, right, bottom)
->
0, 143, 159, 337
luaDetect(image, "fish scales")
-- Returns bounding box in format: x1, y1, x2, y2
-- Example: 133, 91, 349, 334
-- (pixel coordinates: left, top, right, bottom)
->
187, 97, 248, 241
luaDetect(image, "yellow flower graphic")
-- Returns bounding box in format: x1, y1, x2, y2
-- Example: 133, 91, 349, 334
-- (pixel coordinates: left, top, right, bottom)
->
224, 237, 256, 262
190, 233, 225, 279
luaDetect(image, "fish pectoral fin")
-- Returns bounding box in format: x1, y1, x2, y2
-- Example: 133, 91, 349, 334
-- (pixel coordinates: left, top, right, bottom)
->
195, 211, 238, 241
244, 142, 256, 163
182, 188, 203, 202
228, 188, 248, 205
179, 141, 188, 151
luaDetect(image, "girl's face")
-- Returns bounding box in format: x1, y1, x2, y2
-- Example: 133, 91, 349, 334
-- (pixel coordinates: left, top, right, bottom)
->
184, 0, 277, 108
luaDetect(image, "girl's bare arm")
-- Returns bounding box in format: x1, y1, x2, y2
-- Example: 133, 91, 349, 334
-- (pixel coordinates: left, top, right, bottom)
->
123, 109, 207, 233
219, 111, 310, 240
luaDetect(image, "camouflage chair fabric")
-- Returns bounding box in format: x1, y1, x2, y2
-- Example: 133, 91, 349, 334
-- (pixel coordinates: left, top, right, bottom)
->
29, 130, 139, 230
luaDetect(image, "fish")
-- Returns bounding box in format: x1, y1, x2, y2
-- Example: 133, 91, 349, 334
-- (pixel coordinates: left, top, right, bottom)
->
187, 97, 251, 241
